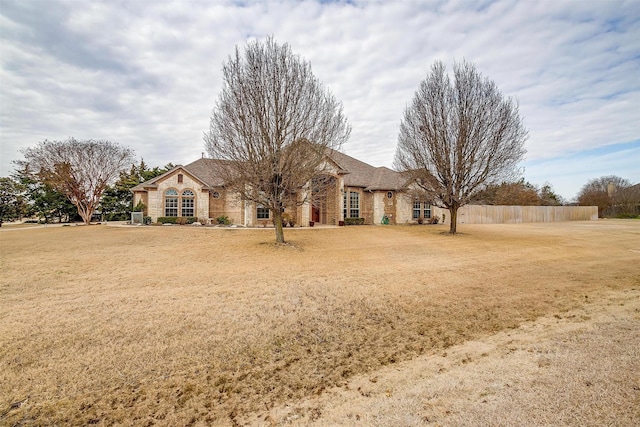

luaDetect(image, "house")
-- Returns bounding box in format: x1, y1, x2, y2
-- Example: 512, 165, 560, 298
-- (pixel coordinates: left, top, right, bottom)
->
131, 149, 598, 226
130, 150, 435, 226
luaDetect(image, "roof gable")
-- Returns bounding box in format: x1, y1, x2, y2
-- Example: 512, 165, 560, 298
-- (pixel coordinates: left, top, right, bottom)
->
131, 164, 212, 192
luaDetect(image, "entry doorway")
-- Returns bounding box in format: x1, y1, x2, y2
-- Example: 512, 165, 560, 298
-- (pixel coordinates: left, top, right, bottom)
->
310, 175, 338, 224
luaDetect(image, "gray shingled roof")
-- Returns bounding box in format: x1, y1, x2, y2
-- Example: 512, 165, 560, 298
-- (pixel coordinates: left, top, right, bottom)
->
132, 151, 408, 192
327, 149, 407, 191
366, 166, 408, 191
183, 158, 229, 187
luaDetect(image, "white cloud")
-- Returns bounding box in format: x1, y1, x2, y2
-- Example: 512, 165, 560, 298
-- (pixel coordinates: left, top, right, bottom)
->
1, 0, 638, 198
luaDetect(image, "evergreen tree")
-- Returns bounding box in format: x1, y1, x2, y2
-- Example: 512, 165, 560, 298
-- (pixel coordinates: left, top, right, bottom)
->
12, 164, 77, 223
100, 160, 171, 220
0, 177, 26, 225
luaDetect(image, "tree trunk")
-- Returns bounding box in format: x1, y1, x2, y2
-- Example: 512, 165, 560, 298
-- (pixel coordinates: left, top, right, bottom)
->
449, 204, 459, 234
81, 210, 91, 225
272, 209, 285, 243
76, 203, 92, 225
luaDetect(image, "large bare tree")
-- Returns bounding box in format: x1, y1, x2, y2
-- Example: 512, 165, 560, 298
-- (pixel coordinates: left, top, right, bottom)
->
394, 60, 528, 234
205, 37, 351, 243
19, 138, 135, 224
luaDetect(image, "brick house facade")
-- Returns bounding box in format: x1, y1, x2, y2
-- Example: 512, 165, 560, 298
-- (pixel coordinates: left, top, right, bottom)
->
131, 150, 431, 226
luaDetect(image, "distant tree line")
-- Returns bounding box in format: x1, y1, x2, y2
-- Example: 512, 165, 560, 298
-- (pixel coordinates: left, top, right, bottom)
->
469, 176, 639, 218
471, 179, 564, 206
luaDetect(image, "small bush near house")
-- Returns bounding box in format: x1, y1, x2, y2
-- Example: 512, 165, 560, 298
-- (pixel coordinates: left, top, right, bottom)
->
281, 213, 296, 227
133, 201, 146, 213
429, 215, 440, 224
143, 216, 152, 225
216, 215, 231, 225
157, 217, 177, 224
157, 217, 197, 225
345, 217, 365, 225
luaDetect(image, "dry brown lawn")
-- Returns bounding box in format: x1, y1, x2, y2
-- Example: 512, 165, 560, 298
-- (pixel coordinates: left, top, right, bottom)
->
1, 220, 638, 426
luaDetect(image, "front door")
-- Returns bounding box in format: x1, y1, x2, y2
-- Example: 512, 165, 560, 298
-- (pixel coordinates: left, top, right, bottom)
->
312, 204, 320, 222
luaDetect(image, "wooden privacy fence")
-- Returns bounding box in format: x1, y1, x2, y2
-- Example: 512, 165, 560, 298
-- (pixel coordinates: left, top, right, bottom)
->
452, 205, 598, 224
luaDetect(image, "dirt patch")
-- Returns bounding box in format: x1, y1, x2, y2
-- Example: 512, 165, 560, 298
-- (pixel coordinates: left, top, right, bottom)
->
1, 220, 638, 425
253, 288, 640, 426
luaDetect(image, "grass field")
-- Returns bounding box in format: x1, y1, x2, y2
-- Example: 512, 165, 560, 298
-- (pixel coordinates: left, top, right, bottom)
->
1, 221, 638, 426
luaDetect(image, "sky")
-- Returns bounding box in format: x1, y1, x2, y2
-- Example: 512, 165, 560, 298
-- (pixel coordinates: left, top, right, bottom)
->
1, 0, 638, 202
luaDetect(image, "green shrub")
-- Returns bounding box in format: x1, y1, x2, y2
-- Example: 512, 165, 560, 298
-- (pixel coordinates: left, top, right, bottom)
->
133, 200, 146, 213
157, 217, 177, 224
344, 217, 365, 225
157, 216, 197, 225
216, 215, 231, 225
105, 212, 129, 221
616, 213, 639, 219
143, 216, 152, 225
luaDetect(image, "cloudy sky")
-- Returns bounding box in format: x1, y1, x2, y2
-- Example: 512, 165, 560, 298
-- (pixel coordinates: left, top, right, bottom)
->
1, 0, 638, 201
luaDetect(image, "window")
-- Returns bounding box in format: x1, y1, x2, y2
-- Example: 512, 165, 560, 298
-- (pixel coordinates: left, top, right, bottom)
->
342, 190, 361, 219
181, 189, 194, 217
349, 191, 360, 218
343, 192, 347, 220
387, 191, 393, 199
257, 204, 270, 219
177, 174, 183, 184
413, 201, 431, 219
413, 201, 421, 219
164, 188, 196, 217
165, 189, 178, 217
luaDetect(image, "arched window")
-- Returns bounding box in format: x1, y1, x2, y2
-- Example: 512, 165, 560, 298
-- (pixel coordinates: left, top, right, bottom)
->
165, 189, 178, 217
182, 189, 195, 217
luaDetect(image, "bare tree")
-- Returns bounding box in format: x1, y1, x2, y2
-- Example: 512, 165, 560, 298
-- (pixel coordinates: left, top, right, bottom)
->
577, 175, 637, 217
19, 138, 135, 224
394, 60, 528, 234
205, 37, 351, 243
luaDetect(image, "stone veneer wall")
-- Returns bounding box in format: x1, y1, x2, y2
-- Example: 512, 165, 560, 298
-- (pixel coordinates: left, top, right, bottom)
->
146, 171, 209, 222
